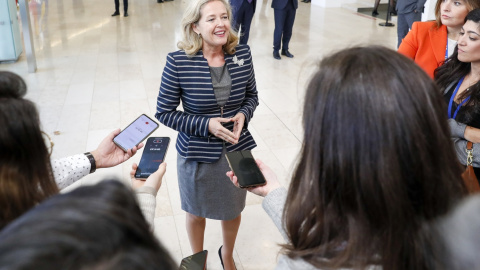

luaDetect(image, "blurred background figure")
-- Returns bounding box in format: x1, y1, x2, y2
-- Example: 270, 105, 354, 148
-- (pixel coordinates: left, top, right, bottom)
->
112, 0, 128, 16
231, 0, 256, 44
272, 0, 297, 59
396, 0, 426, 47
372, 0, 397, 16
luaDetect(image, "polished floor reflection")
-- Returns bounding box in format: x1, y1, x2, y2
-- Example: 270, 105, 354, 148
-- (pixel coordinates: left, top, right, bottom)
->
0, 0, 398, 268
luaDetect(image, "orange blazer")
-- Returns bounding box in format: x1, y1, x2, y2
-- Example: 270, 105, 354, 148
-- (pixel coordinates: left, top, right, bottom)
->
398, 21, 447, 78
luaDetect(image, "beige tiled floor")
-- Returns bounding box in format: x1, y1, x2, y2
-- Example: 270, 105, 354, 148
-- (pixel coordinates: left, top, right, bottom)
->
0, 0, 398, 268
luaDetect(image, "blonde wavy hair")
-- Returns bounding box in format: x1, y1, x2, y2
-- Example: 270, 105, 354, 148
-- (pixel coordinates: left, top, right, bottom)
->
178, 0, 239, 56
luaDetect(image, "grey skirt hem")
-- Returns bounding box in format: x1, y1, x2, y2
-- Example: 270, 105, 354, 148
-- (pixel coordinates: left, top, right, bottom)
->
177, 147, 247, 220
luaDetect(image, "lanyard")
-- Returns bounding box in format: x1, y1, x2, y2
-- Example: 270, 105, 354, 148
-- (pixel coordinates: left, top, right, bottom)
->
448, 76, 471, 119
445, 42, 448, 60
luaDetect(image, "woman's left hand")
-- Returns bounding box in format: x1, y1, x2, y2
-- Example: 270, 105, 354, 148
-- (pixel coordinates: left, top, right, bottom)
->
226, 159, 281, 197
130, 162, 166, 192
232, 113, 246, 140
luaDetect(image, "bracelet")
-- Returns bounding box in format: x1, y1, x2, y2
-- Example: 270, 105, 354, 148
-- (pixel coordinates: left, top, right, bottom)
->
84, 152, 96, 174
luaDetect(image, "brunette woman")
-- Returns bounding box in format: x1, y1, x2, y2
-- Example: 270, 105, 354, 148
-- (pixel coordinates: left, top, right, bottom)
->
228, 46, 466, 270
0, 71, 163, 230
435, 8, 480, 180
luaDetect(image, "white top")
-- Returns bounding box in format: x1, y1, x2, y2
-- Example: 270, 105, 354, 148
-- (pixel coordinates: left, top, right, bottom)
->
447, 38, 457, 58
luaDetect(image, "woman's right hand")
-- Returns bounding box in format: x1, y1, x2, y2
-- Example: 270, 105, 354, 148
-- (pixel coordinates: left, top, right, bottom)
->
226, 159, 281, 197
208, 117, 239, 144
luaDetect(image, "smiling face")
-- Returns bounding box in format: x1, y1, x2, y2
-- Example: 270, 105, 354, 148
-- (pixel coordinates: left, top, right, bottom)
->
457, 20, 480, 63
440, 0, 470, 28
192, 0, 230, 51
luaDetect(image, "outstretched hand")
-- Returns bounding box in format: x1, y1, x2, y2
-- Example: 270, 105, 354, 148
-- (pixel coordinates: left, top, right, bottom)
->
226, 159, 281, 197
90, 129, 144, 169
130, 162, 166, 192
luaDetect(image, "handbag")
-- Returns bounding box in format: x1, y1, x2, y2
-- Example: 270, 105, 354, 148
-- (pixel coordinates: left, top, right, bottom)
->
461, 141, 480, 193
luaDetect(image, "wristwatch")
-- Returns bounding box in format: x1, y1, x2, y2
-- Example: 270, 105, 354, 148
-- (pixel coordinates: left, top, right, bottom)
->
84, 152, 96, 174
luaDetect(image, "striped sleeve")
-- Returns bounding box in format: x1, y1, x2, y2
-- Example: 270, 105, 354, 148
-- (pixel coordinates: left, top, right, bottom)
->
155, 53, 210, 137
238, 46, 259, 124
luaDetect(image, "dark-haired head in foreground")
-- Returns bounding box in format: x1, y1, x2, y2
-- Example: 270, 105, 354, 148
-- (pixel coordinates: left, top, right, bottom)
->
0, 180, 176, 270
283, 46, 466, 270
0, 71, 58, 230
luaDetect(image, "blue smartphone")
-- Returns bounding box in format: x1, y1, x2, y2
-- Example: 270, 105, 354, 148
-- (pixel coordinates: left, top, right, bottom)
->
113, 114, 159, 152
134, 137, 170, 179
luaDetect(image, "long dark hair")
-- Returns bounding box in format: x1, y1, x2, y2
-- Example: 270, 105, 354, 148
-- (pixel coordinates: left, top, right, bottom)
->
283, 46, 466, 270
0, 71, 58, 230
0, 180, 177, 269
435, 9, 480, 125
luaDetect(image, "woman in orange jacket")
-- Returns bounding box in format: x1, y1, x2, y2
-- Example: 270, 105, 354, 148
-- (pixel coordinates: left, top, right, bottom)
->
398, 0, 480, 78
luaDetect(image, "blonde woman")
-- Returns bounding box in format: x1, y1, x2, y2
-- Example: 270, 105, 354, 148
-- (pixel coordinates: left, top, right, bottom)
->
155, 0, 259, 268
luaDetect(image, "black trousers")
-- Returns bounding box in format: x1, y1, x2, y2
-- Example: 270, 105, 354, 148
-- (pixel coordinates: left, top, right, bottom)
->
114, 0, 128, 12
234, 0, 255, 44
273, 4, 296, 51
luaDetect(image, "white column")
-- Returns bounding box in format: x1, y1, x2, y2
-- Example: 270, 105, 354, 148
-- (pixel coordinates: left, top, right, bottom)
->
18, 0, 36, 73
313, 0, 356, 7
422, 0, 436, 21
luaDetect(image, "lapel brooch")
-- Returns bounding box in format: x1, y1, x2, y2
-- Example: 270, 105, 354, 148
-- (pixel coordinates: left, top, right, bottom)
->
232, 55, 244, 67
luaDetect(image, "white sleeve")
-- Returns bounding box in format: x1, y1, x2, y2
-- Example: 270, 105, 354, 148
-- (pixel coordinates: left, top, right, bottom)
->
135, 186, 157, 229
51, 154, 91, 190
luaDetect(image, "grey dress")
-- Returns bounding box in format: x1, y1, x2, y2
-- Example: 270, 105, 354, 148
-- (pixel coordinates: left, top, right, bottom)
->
176, 64, 247, 220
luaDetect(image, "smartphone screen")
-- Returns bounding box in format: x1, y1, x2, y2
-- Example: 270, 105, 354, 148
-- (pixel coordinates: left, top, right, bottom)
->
225, 150, 267, 188
179, 250, 208, 270
135, 137, 170, 179
113, 114, 159, 151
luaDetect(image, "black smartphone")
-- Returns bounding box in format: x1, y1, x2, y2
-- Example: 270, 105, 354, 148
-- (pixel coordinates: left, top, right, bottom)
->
134, 137, 170, 179
179, 250, 208, 270
225, 150, 267, 188
113, 114, 159, 152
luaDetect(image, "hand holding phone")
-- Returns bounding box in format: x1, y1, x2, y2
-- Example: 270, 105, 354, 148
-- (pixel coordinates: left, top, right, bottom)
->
226, 159, 281, 197
134, 137, 170, 179
130, 162, 166, 193
225, 150, 267, 188
113, 114, 159, 152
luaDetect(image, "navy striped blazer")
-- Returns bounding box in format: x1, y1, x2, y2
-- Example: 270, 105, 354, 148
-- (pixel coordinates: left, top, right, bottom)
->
155, 44, 259, 163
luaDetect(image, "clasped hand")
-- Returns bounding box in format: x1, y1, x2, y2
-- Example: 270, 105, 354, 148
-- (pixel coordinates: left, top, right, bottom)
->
208, 113, 245, 144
